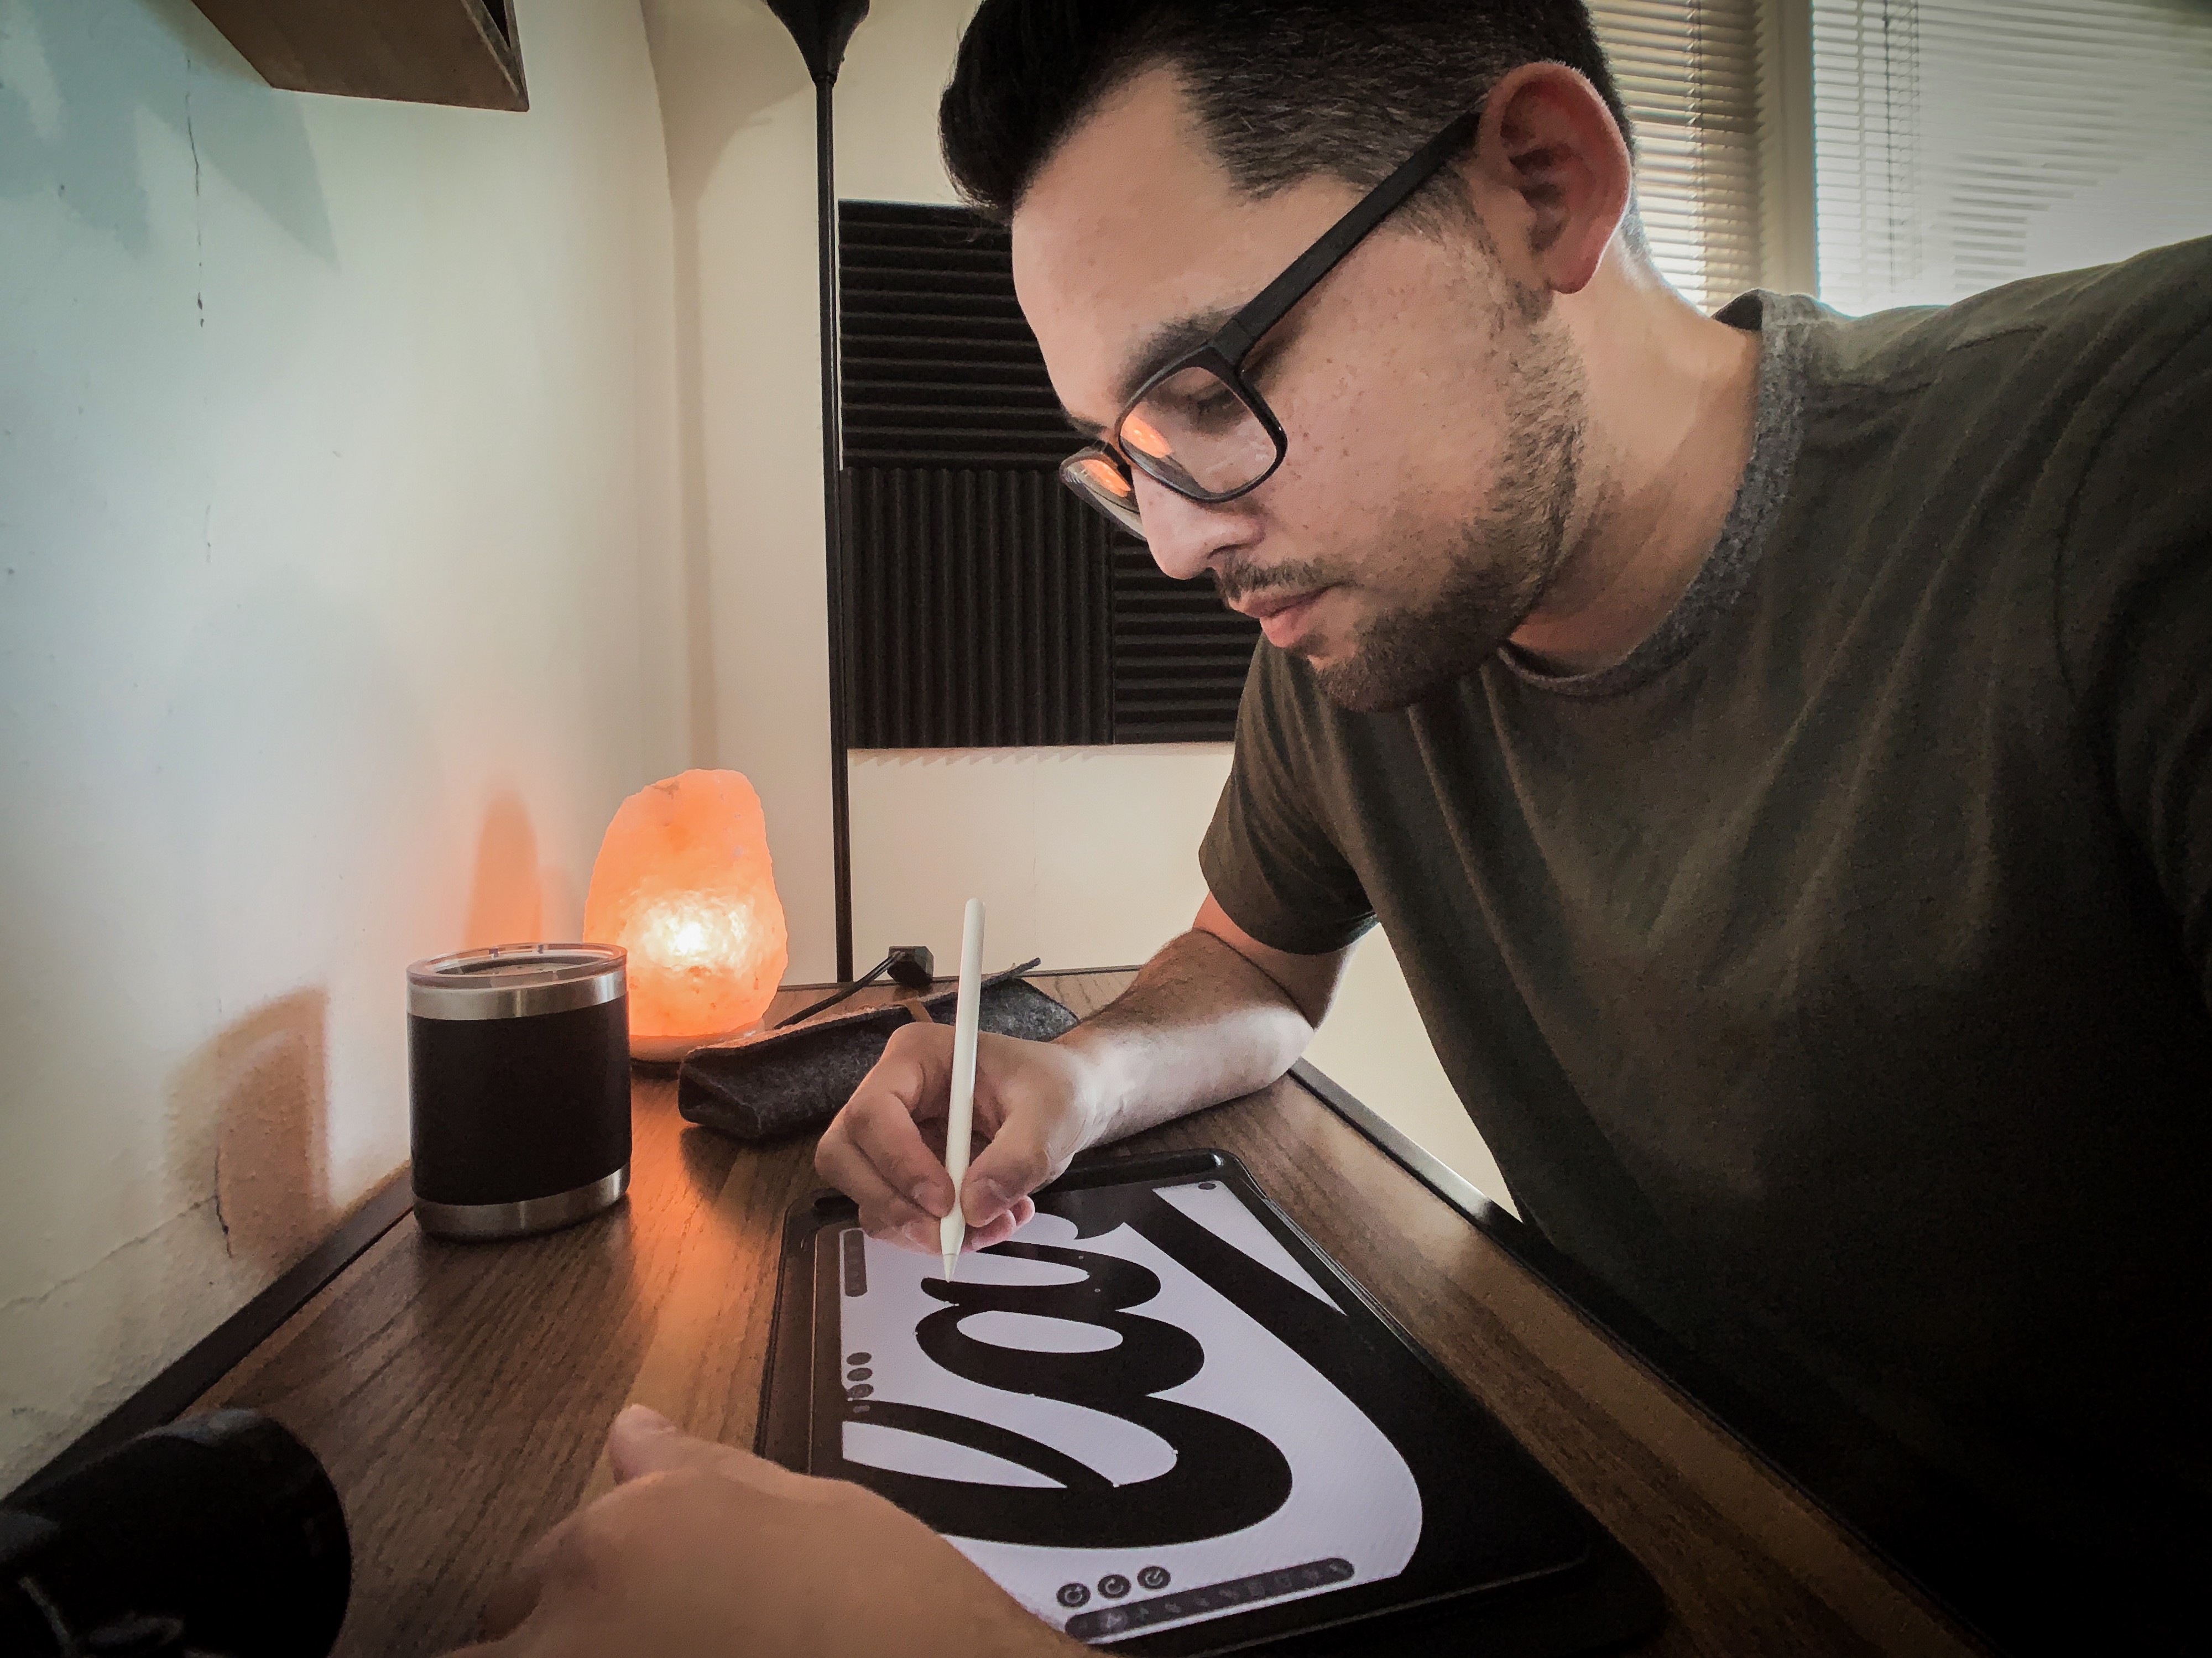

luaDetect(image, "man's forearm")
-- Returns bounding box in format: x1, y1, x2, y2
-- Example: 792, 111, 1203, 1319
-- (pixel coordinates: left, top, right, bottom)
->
1055, 929, 1318, 1143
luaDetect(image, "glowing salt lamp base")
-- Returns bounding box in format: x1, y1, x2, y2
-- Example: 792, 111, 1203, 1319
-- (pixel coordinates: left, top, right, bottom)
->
630, 1019, 765, 1065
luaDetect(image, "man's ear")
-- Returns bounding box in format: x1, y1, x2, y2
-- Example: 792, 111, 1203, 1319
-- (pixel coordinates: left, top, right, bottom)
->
1463, 61, 1634, 296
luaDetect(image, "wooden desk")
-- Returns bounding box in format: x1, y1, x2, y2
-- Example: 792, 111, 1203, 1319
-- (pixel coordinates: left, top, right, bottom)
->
198, 973, 1981, 1657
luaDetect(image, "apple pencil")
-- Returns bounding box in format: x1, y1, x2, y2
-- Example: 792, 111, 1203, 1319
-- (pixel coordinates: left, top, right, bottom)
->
940, 898, 987, 1281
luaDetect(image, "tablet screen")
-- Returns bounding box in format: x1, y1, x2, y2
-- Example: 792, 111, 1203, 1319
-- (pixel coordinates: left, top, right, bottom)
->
807, 1164, 1590, 1651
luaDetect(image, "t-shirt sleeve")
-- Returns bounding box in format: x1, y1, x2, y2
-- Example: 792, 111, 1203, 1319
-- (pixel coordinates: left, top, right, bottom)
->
1198, 645, 1378, 957
2057, 305, 2212, 1010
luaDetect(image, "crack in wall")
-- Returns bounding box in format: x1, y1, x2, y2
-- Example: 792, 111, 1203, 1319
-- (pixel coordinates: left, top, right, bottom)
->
0, 1195, 221, 1315
213, 1139, 233, 1256
185, 48, 203, 329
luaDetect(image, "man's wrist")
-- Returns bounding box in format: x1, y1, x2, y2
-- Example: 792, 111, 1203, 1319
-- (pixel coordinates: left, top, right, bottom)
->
1051, 1023, 1134, 1146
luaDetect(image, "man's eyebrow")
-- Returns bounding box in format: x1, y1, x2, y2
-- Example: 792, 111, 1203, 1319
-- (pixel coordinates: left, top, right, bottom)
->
1117, 309, 1237, 402
1057, 307, 1240, 439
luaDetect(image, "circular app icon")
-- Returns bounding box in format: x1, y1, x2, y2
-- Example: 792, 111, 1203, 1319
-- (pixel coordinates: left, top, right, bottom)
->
846, 1352, 871, 1365
846, 1367, 873, 1381
846, 1383, 874, 1399
1098, 1574, 1130, 1599
1056, 1583, 1091, 1609
1138, 1566, 1170, 1591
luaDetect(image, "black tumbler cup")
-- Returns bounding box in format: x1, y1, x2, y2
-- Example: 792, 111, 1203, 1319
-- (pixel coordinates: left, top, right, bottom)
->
406, 943, 630, 1241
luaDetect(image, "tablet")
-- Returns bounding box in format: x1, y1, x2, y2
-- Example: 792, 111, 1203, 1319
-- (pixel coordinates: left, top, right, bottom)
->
761, 1151, 1659, 1656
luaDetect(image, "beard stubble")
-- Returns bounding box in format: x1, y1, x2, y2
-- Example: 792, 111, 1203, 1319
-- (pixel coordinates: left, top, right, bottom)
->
1217, 315, 1588, 715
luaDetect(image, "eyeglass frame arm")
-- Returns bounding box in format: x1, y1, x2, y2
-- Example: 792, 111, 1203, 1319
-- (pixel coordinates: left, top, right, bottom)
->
1206, 103, 1487, 364
1081, 101, 1487, 513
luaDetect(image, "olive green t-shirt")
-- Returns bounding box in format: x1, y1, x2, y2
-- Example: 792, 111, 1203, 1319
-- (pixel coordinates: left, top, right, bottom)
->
1201, 239, 2212, 1567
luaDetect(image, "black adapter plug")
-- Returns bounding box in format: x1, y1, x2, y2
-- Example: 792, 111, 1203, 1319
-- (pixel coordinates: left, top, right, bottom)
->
885, 946, 936, 991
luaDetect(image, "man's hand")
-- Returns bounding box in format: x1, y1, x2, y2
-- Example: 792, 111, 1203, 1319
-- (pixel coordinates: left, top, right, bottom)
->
815, 1021, 1103, 1253
815, 906, 1347, 1253
447, 1406, 1077, 1658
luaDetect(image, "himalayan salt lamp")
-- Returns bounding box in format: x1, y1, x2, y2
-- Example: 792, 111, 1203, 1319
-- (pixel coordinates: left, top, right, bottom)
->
584, 769, 789, 1061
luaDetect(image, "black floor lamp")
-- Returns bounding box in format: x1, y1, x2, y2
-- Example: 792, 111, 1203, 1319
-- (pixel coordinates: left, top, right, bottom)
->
766, 0, 870, 984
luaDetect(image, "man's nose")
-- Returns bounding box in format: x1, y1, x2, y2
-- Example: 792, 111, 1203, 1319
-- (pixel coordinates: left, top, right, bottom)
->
1131, 472, 1252, 583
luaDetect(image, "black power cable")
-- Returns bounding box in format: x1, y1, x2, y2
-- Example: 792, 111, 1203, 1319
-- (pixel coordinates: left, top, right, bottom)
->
773, 945, 937, 1029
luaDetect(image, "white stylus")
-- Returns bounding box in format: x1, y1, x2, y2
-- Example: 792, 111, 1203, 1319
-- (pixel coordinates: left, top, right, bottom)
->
939, 898, 987, 1281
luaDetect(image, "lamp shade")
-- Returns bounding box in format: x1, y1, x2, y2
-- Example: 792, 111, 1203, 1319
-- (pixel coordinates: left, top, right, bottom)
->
583, 769, 789, 1061
764, 0, 869, 84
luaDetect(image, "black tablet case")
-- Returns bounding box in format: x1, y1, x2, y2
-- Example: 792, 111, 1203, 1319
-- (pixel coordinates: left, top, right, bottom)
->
759, 1150, 1662, 1656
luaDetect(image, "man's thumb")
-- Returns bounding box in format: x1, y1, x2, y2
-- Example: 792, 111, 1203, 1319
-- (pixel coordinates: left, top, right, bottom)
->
606, 1405, 808, 1495
609, 1405, 724, 1483
963, 1122, 1051, 1226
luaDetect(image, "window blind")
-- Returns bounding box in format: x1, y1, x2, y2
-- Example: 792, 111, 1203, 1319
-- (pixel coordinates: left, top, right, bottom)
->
1590, 0, 1770, 312
1812, 0, 2212, 316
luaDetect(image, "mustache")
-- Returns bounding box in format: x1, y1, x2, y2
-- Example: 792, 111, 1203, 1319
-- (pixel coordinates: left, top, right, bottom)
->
1211, 559, 1339, 607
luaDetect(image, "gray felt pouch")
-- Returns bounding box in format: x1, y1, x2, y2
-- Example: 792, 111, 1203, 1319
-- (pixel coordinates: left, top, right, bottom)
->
676, 971, 1078, 1141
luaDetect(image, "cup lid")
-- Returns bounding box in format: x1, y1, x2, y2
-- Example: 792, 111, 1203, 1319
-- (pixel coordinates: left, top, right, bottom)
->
408, 943, 627, 1021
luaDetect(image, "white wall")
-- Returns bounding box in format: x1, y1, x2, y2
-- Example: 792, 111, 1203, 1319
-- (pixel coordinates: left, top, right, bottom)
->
0, 0, 684, 1488
849, 745, 1232, 970
637, 0, 840, 983
835, 0, 977, 207
850, 745, 1513, 1213
1304, 937, 1512, 1212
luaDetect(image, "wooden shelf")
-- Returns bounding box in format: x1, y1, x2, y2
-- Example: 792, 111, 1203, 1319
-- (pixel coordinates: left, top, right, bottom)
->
191, 0, 527, 112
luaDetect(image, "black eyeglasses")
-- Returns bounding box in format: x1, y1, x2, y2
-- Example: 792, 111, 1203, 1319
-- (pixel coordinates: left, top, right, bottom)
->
1061, 105, 1486, 541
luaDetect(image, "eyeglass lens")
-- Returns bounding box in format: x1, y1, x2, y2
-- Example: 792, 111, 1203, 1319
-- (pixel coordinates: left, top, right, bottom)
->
1119, 364, 1279, 498
1061, 450, 1146, 539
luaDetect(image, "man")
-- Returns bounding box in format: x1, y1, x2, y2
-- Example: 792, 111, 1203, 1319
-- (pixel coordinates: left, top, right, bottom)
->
456, 2, 2211, 1651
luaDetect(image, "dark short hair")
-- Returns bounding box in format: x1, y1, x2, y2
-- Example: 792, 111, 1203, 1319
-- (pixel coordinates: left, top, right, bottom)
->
940, 0, 1634, 224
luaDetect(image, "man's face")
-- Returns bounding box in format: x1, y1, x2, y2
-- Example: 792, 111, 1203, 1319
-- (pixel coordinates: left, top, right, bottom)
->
1012, 68, 1586, 712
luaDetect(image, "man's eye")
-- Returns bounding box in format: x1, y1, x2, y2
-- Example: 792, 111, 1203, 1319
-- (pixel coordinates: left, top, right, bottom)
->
1164, 387, 1241, 430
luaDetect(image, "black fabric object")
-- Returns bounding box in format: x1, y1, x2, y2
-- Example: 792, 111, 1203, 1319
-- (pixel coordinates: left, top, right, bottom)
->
2, 1410, 350, 1658
678, 973, 1078, 1141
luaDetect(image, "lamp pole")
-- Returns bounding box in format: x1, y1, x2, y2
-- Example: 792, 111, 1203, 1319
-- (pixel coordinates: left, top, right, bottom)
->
766, 0, 869, 984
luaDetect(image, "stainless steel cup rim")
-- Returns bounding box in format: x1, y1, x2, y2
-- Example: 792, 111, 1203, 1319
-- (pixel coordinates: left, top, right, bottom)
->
408, 943, 627, 1021
414, 1166, 630, 1242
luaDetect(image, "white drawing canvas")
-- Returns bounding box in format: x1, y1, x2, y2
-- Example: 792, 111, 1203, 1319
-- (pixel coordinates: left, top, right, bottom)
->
826, 1178, 1422, 1644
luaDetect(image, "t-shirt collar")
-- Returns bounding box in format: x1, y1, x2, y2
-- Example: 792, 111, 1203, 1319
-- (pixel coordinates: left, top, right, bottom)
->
1499, 290, 1818, 700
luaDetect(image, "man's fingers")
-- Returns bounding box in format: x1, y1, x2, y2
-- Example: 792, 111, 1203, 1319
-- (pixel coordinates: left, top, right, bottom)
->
474, 1517, 563, 1641
853, 1207, 949, 1255
959, 1195, 1036, 1252
606, 1404, 713, 1484
819, 1025, 1097, 1256
873, 1194, 1025, 1256
607, 1406, 806, 1497
854, 1091, 957, 1214
817, 1096, 953, 1222
819, 1041, 959, 1219
874, 1020, 954, 1119
815, 1133, 941, 1239
961, 1110, 1060, 1226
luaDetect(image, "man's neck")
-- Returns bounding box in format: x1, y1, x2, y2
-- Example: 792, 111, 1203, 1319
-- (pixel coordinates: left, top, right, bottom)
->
1507, 262, 1763, 676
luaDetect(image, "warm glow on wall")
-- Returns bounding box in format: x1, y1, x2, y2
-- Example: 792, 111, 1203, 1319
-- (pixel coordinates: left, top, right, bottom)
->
583, 769, 789, 1060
